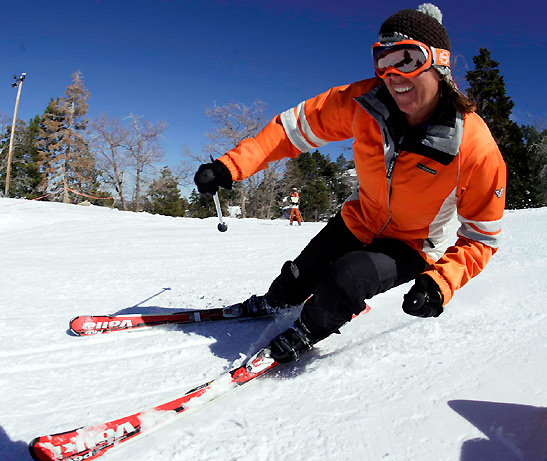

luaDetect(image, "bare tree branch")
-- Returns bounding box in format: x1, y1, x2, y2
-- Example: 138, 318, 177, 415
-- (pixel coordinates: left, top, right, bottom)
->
122, 114, 167, 211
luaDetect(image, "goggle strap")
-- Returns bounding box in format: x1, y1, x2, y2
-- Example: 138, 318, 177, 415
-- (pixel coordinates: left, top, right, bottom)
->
431, 47, 450, 67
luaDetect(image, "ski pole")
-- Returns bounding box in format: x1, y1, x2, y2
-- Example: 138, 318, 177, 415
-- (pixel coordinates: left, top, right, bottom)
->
207, 156, 228, 232
213, 191, 228, 232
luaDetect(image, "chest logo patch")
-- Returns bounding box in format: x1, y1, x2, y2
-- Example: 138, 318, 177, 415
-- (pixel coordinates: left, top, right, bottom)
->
417, 163, 437, 175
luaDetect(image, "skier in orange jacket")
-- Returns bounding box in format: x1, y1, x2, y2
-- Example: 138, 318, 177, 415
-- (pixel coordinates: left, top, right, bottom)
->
289, 188, 302, 225
194, 4, 506, 363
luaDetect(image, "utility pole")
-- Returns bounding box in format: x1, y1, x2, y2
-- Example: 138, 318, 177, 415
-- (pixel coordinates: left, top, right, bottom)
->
4, 73, 26, 196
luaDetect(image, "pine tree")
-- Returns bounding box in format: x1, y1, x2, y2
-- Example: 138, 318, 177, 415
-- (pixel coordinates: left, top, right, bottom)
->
188, 189, 218, 218
332, 154, 355, 209
0, 115, 41, 198
466, 48, 542, 208
278, 150, 356, 221
522, 124, 547, 206
145, 166, 187, 217
37, 71, 97, 203
285, 152, 330, 221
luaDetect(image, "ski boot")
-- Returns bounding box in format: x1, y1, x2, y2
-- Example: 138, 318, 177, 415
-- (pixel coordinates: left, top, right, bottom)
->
267, 319, 316, 363
242, 294, 276, 317
242, 293, 298, 317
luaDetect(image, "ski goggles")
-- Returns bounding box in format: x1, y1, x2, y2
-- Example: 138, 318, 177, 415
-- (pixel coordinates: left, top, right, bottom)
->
372, 39, 450, 79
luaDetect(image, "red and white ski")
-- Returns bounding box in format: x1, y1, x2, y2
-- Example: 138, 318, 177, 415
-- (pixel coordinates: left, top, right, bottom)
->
69, 304, 265, 336
70, 304, 371, 336
29, 348, 279, 461
33, 304, 372, 460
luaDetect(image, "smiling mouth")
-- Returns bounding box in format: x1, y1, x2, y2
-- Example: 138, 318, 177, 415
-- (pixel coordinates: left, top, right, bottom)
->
394, 86, 413, 94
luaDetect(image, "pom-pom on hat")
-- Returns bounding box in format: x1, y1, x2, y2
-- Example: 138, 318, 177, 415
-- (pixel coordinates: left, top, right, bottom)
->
378, 3, 451, 80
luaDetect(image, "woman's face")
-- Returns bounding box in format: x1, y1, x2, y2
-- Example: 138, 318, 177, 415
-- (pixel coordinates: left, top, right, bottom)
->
383, 68, 442, 126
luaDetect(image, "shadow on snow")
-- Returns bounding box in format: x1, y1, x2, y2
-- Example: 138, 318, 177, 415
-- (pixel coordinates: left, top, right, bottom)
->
449, 399, 547, 461
0, 425, 32, 461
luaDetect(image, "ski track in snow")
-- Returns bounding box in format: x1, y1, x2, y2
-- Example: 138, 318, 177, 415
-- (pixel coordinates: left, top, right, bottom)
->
0, 198, 546, 461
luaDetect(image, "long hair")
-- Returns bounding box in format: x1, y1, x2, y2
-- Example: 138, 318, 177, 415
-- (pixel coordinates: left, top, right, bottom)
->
442, 79, 476, 114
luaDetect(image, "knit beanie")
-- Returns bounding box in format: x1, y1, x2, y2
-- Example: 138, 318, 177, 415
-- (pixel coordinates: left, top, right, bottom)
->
378, 3, 451, 81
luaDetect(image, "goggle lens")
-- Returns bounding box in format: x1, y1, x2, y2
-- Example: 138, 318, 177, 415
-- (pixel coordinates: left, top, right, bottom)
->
373, 44, 429, 76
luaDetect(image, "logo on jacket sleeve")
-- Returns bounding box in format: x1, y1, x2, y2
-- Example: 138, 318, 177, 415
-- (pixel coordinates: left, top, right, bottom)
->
495, 187, 504, 198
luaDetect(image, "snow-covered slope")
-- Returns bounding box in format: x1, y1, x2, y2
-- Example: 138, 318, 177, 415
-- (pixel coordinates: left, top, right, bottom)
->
0, 198, 545, 461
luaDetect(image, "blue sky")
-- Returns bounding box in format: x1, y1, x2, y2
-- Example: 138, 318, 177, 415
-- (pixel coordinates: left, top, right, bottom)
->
2, 0, 545, 170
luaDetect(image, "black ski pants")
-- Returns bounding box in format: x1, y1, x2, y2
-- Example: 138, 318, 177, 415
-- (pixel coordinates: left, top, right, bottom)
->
269, 212, 428, 340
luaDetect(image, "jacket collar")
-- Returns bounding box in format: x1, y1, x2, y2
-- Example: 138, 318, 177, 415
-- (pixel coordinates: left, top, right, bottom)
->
354, 83, 464, 166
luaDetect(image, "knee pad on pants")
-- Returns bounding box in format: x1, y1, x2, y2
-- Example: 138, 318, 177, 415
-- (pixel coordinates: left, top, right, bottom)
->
300, 251, 396, 340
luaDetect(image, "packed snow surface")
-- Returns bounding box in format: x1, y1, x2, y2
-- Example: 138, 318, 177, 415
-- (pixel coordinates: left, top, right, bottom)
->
0, 198, 545, 461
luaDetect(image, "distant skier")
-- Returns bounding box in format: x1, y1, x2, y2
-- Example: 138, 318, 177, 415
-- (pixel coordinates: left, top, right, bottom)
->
195, 4, 506, 363
289, 188, 302, 226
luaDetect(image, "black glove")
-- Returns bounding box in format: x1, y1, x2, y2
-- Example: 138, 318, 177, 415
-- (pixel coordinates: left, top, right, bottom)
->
194, 160, 233, 195
402, 274, 444, 318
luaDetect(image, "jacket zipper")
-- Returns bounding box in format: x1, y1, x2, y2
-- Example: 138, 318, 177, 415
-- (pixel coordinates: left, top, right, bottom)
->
377, 149, 401, 236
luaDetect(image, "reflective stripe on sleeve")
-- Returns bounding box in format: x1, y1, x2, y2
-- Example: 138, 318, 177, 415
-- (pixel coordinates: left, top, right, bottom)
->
280, 101, 329, 152
457, 215, 502, 248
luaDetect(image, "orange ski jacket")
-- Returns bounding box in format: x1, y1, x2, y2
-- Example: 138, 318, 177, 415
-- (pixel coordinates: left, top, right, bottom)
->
218, 78, 507, 306
290, 191, 300, 208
